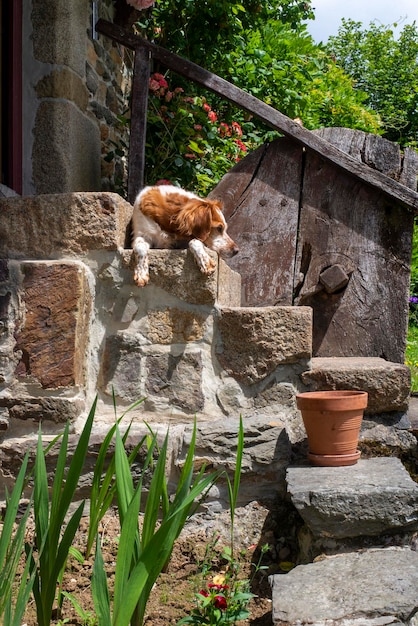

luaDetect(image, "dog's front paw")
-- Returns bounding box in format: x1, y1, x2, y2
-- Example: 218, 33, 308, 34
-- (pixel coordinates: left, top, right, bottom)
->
133, 265, 149, 287
189, 240, 217, 276
199, 254, 216, 275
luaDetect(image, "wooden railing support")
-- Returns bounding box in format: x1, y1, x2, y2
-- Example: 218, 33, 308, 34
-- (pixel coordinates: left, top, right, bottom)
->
127, 46, 150, 203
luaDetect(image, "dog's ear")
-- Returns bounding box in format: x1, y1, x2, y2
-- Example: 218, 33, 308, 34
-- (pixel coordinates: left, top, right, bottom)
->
173, 200, 213, 240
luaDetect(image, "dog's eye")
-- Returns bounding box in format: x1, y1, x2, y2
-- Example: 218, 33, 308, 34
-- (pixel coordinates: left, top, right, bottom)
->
217, 225, 224, 234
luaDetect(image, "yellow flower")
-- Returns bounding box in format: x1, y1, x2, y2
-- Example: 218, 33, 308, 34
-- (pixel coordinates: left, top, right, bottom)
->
212, 573, 226, 585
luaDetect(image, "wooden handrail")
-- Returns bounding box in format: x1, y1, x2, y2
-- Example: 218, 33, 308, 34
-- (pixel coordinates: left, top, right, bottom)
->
96, 18, 418, 212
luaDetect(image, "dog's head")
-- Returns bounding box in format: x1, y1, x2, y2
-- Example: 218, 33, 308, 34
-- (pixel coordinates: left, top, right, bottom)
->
173, 198, 239, 258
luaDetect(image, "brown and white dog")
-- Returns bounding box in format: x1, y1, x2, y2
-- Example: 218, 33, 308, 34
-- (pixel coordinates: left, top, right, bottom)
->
132, 185, 239, 287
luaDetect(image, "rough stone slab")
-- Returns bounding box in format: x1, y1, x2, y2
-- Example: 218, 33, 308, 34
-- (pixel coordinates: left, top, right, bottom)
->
270, 548, 418, 625
123, 249, 241, 306
0, 193, 132, 258
14, 261, 92, 389
0, 396, 84, 426
301, 357, 410, 414
286, 458, 418, 538
183, 415, 292, 504
216, 306, 312, 385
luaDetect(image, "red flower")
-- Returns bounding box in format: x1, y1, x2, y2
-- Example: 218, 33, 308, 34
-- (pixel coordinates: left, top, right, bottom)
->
203, 103, 211, 112
232, 121, 243, 136
214, 595, 227, 610
235, 139, 247, 152
218, 122, 231, 137
208, 111, 218, 123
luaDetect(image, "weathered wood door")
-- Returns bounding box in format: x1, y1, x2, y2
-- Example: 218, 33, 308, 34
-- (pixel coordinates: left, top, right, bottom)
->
210, 128, 418, 363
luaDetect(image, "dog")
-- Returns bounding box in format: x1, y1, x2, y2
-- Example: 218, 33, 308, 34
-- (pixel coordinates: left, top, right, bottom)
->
131, 185, 239, 287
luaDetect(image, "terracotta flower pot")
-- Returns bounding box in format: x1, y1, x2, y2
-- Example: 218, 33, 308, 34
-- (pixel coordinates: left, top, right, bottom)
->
296, 390, 368, 467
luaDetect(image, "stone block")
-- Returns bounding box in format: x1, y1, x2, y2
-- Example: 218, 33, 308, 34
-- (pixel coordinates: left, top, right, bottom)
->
286, 457, 418, 538
301, 357, 410, 414
147, 309, 208, 344
145, 352, 204, 414
123, 249, 241, 305
99, 333, 144, 401
99, 331, 205, 413
0, 396, 84, 424
32, 0, 88, 75
270, 548, 418, 626
0, 193, 132, 258
35, 68, 89, 111
183, 415, 292, 503
14, 261, 91, 389
33, 100, 101, 194
215, 306, 312, 385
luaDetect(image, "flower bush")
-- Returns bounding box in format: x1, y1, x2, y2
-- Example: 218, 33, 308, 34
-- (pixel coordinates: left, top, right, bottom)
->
178, 544, 269, 625
145, 72, 260, 195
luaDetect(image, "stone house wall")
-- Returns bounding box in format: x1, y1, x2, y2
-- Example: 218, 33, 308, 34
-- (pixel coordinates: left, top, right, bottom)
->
22, 0, 132, 196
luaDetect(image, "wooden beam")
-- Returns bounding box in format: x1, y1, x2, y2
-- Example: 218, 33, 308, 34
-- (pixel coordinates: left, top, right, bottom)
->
96, 19, 418, 212
127, 46, 150, 203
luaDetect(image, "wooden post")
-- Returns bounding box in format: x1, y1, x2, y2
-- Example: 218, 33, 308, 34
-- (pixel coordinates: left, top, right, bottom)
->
127, 45, 150, 204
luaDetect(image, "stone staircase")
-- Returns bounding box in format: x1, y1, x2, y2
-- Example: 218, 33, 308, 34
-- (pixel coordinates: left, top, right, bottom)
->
269, 452, 418, 625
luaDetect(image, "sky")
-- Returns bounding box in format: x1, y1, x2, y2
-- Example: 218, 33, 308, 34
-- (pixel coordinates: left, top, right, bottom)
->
307, 0, 418, 43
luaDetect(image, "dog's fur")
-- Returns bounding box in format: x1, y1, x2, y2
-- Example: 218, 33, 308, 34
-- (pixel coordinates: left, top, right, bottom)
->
132, 185, 239, 287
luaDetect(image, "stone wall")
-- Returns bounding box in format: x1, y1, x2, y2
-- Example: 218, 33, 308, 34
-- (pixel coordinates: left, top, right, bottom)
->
22, 0, 131, 195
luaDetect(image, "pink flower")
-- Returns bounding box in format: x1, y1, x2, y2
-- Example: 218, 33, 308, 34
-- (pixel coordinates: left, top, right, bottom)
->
155, 179, 172, 185
203, 103, 211, 112
194, 124, 203, 131
208, 110, 217, 123
149, 78, 161, 92
126, 0, 155, 9
184, 153, 197, 159
165, 91, 173, 102
152, 73, 168, 88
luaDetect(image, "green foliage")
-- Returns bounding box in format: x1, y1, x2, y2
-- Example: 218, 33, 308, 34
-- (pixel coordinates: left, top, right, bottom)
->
138, 0, 315, 72
145, 73, 257, 193
91, 418, 220, 626
178, 418, 270, 626
85, 397, 146, 558
222, 20, 381, 133
0, 453, 34, 626
30, 398, 97, 626
406, 324, 418, 393
327, 19, 418, 146
111, 1, 381, 192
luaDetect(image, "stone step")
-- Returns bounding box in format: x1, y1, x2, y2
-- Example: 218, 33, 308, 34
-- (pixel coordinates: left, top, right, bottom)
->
269, 547, 418, 626
286, 457, 418, 541
301, 356, 410, 415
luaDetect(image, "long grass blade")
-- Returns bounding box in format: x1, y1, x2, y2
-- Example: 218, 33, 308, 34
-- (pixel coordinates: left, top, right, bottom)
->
91, 536, 112, 626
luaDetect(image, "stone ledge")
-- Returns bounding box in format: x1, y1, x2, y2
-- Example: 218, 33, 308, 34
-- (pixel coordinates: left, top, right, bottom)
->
122, 249, 241, 306
0, 192, 132, 258
301, 357, 410, 414
270, 548, 418, 626
286, 457, 418, 539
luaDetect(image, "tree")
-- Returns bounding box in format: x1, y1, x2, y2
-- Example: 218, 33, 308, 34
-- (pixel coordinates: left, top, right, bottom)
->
327, 19, 418, 147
